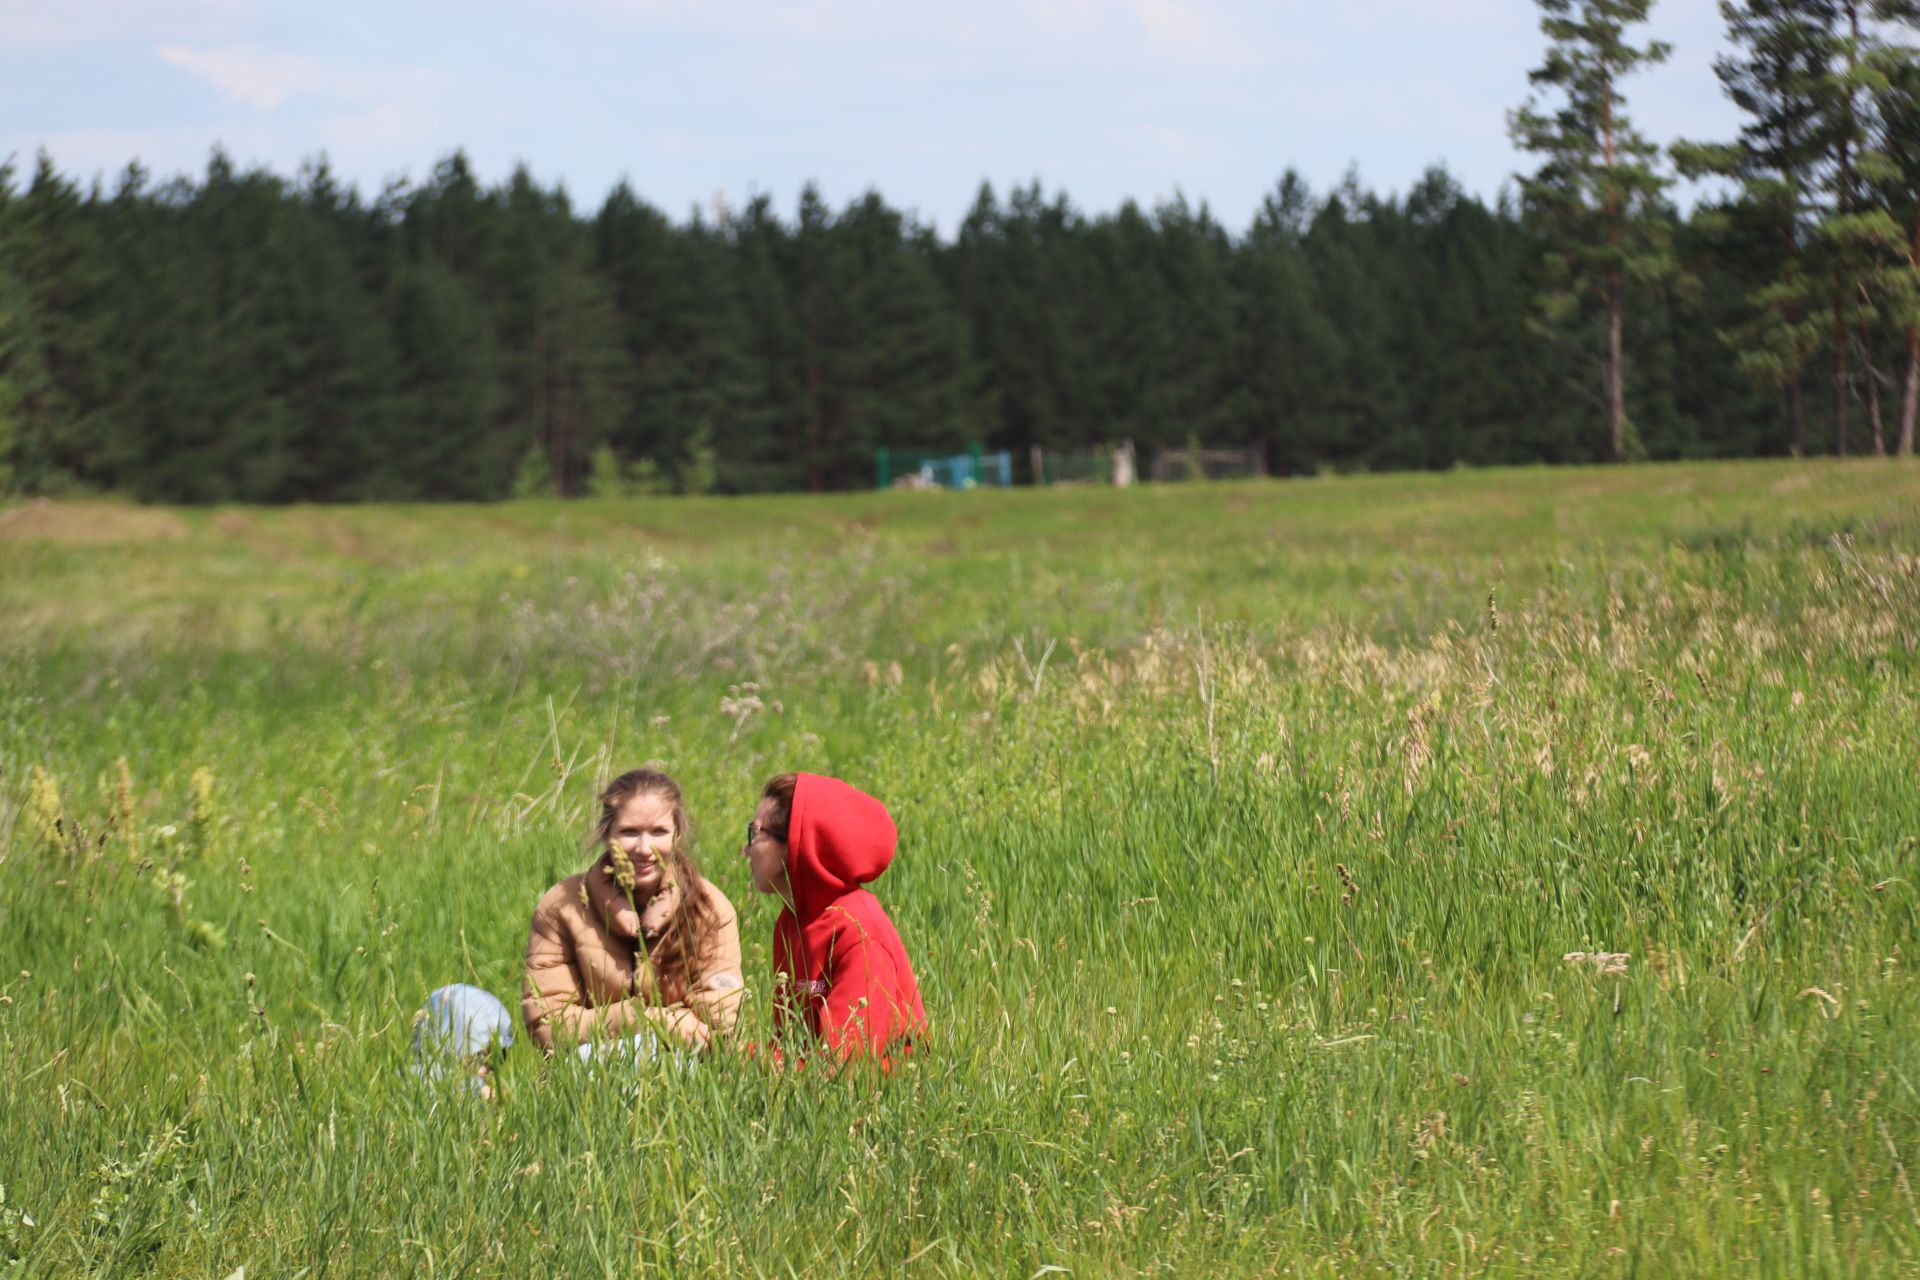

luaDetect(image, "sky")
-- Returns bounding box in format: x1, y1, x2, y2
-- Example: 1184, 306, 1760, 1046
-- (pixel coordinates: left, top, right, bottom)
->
0, 0, 1747, 234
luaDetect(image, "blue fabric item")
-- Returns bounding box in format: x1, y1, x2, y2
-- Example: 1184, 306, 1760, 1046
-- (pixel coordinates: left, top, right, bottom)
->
574, 1030, 698, 1082
412, 983, 513, 1077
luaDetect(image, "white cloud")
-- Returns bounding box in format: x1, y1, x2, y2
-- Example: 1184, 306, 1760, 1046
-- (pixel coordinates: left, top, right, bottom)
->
0, 0, 254, 52
155, 44, 448, 114
568, 0, 1269, 70
1121, 0, 1233, 62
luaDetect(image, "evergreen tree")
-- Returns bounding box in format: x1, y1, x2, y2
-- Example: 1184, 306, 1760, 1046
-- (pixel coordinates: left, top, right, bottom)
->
1234, 172, 1343, 473
1861, 0, 1920, 455
595, 182, 757, 489
492, 166, 624, 496
788, 183, 847, 491
1676, 1, 1851, 456
1300, 178, 1416, 468
385, 251, 507, 498
1810, 0, 1879, 455
836, 193, 985, 467
0, 162, 48, 492
1, 154, 116, 492
729, 193, 807, 491
946, 182, 1094, 459
1399, 168, 1554, 466
1510, 0, 1677, 460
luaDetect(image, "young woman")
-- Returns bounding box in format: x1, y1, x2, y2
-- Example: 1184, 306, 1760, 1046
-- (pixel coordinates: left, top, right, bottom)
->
742, 772, 925, 1066
522, 769, 745, 1054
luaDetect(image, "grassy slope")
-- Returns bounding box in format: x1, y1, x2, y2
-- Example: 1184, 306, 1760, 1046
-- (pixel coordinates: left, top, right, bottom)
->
1, 458, 1918, 1276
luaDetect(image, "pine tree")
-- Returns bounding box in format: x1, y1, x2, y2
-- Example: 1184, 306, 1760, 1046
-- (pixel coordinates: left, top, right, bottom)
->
493, 166, 624, 496
1810, 0, 1876, 455
1510, 0, 1676, 461
0, 267, 37, 495
1299, 177, 1415, 468
837, 194, 984, 471
946, 182, 1091, 460
1861, 0, 1920, 455
397, 153, 517, 496
1234, 172, 1343, 473
596, 181, 759, 490
385, 251, 507, 498
728, 193, 807, 491
1151, 196, 1244, 453
0, 153, 117, 492
1674, 0, 1841, 456
0, 161, 48, 492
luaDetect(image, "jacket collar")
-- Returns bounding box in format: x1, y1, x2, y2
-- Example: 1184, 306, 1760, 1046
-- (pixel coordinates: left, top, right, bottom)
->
583, 852, 682, 940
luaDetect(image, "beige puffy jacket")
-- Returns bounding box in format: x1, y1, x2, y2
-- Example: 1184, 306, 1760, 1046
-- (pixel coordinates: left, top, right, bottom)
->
521, 854, 745, 1053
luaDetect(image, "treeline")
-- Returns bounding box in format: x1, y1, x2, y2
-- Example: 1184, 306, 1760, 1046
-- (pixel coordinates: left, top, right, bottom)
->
0, 155, 1765, 500
0, 3, 1913, 502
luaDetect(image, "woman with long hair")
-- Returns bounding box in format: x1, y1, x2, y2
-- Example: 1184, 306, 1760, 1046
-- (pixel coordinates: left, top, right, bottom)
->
522, 768, 744, 1053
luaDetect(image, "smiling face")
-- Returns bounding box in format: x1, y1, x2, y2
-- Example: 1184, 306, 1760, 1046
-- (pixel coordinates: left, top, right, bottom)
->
608, 790, 676, 897
743, 796, 792, 902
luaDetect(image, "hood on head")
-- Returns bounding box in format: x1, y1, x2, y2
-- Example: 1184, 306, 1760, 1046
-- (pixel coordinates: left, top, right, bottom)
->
787, 773, 896, 920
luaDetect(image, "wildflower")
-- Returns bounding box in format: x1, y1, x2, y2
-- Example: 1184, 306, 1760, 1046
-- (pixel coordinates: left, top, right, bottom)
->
25, 768, 67, 854
108, 758, 136, 856
187, 767, 220, 859
1404, 693, 1439, 792
1563, 951, 1629, 977
607, 843, 637, 893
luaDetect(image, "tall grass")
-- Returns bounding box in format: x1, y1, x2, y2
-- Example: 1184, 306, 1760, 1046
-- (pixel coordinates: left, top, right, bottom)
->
2, 459, 1918, 1275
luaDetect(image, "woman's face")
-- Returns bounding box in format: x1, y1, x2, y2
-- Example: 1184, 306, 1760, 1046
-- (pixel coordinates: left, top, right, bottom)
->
609, 791, 676, 896
743, 797, 791, 899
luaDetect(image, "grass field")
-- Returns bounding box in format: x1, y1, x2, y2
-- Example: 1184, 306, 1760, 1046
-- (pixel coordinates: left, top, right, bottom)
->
3, 459, 1919, 1276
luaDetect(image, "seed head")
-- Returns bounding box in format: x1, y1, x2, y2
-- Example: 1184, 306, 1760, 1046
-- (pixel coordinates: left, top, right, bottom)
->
187, 767, 220, 860
26, 767, 66, 854
109, 758, 137, 857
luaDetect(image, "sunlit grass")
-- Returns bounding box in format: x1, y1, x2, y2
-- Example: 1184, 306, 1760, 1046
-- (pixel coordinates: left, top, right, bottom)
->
2, 457, 1918, 1275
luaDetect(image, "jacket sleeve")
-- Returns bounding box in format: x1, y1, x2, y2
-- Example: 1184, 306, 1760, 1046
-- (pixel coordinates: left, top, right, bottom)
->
685, 893, 747, 1039
521, 898, 641, 1053
817, 912, 908, 1061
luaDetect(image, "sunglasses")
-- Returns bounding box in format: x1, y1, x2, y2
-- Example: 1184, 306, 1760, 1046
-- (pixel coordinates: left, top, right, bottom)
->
744, 821, 785, 846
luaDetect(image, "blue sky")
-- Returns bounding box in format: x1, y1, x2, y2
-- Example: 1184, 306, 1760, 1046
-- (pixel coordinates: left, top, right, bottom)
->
1, 0, 1744, 234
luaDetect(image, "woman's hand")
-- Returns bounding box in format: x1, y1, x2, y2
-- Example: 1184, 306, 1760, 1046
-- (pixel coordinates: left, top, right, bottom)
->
648, 1003, 712, 1051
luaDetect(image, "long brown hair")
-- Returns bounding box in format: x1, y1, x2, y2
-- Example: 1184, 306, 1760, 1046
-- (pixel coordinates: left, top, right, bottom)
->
593, 768, 721, 1005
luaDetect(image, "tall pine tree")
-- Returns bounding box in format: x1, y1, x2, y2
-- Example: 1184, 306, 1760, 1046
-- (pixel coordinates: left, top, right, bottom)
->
1510, 0, 1676, 460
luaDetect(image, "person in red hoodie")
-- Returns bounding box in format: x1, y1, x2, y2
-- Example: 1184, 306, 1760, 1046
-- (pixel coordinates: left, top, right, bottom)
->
741, 772, 925, 1067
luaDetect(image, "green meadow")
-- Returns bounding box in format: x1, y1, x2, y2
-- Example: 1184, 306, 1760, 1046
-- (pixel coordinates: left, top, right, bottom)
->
2, 458, 1918, 1277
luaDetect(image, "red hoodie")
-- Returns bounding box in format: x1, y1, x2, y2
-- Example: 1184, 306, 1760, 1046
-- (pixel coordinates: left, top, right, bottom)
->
770, 774, 926, 1064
